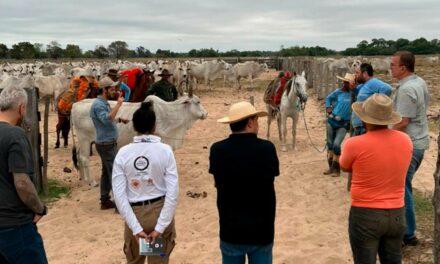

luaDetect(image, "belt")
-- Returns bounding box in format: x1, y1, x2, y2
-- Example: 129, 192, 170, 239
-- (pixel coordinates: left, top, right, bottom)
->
130, 196, 164, 206
95, 140, 117, 146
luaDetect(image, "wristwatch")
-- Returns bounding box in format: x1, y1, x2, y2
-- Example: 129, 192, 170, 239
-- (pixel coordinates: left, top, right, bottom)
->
36, 206, 48, 216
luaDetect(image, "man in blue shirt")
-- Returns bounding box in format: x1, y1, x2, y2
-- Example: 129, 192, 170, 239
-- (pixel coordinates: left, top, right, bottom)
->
324, 73, 355, 177
351, 63, 392, 135
90, 77, 129, 210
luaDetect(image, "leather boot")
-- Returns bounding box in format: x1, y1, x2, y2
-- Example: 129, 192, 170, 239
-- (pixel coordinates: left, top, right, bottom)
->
331, 155, 341, 177
323, 151, 334, 175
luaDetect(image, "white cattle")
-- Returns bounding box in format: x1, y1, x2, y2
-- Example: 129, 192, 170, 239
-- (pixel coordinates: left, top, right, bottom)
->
370, 57, 391, 75
233, 61, 269, 89
188, 60, 229, 89
71, 94, 208, 186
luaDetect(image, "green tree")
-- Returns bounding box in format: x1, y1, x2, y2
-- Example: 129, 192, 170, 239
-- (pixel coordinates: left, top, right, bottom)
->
64, 44, 82, 59
46, 41, 63, 59
33, 43, 46, 59
0, 43, 8, 59
10, 42, 35, 59
94, 45, 109, 59
83, 50, 95, 58
108, 41, 129, 58
136, 46, 152, 57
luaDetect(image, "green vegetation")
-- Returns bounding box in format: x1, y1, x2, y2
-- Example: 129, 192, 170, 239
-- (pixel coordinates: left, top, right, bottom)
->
39, 179, 70, 204
1, 37, 439, 60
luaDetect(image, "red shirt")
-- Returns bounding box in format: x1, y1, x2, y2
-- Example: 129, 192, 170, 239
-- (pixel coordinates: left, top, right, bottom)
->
120, 68, 143, 91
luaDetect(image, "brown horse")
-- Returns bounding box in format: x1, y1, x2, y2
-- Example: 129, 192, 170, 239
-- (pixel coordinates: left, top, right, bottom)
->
129, 70, 155, 102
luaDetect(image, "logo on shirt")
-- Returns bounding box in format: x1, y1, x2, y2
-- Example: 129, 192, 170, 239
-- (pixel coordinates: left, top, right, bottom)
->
134, 156, 149, 171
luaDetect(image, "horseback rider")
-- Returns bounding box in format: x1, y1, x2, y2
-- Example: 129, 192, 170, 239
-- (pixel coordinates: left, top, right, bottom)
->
147, 69, 178, 102
106, 69, 131, 102
56, 68, 99, 148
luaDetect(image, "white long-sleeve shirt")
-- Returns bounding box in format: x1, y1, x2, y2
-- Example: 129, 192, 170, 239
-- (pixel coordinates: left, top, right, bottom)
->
112, 134, 179, 235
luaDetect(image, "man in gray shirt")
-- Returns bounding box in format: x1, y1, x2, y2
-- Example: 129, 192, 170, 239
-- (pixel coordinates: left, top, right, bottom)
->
391, 51, 429, 246
0, 86, 48, 263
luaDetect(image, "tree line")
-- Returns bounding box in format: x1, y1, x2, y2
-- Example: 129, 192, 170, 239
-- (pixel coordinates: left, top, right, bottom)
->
0, 38, 438, 60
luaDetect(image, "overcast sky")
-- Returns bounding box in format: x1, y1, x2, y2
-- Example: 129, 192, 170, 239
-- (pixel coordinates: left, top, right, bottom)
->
1, 0, 439, 52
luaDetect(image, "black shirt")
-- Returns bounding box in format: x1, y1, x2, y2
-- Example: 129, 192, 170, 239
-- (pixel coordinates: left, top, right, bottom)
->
146, 79, 178, 102
209, 133, 280, 245
0, 122, 35, 227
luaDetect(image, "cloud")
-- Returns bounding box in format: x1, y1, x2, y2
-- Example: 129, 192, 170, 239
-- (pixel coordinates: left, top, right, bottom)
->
0, 0, 438, 52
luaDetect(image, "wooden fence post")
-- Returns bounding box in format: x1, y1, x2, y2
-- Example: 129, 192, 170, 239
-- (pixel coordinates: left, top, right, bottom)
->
42, 96, 49, 195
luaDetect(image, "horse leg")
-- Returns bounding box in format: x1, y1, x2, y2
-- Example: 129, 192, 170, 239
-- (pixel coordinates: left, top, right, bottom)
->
277, 112, 282, 141
291, 112, 299, 150
62, 116, 70, 148
55, 113, 63, 148
280, 112, 288, 152
266, 107, 271, 139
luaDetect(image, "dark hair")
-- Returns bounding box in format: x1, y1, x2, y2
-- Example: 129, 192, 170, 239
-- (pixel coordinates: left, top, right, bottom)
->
132, 101, 156, 134
359, 63, 373, 76
229, 116, 253, 132
394, 51, 415, 72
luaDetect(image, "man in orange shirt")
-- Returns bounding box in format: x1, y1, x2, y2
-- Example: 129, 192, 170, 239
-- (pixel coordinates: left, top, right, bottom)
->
340, 94, 412, 264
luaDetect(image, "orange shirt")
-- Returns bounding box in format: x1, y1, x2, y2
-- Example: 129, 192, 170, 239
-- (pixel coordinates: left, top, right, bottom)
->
340, 129, 413, 209
120, 68, 142, 91
58, 76, 99, 113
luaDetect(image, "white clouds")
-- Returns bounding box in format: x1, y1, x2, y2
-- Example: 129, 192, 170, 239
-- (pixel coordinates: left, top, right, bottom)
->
0, 0, 438, 51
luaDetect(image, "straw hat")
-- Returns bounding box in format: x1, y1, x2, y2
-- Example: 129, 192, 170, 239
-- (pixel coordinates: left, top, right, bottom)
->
352, 93, 401, 125
99, 77, 119, 89
336, 73, 355, 82
217, 101, 268, 124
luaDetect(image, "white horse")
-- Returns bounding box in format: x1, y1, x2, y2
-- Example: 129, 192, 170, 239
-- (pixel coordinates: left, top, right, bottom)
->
279, 71, 308, 151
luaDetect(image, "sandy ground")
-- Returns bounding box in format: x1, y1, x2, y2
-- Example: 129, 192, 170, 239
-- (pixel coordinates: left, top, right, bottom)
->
37, 68, 438, 264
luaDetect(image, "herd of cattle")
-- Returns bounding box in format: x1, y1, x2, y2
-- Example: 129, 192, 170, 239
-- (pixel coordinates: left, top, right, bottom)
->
0, 59, 270, 109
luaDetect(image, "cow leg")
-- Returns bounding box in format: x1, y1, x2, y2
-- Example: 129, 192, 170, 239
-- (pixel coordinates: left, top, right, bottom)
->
78, 140, 98, 187
248, 73, 253, 89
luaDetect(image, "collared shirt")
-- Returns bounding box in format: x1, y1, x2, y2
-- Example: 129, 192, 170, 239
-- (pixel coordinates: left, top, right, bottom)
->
112, 134, 179, 235
393, 74, 430, 149
90, 96, 118, 143
325, 88, 352, 121
147, 80, 178, 102
351, 78, 392, 128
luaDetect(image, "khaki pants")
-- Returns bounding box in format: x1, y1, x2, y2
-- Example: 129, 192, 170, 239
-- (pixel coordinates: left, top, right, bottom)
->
123, 199, 176, 264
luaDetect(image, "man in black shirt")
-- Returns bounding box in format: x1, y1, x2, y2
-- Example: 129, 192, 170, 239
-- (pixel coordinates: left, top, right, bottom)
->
0, 86, 48, 263
209, 101, 280, 264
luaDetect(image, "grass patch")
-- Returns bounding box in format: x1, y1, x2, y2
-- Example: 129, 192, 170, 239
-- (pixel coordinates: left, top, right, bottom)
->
403, 190, 435, 263
39, 179, 70, 204
428, 119, 439, 135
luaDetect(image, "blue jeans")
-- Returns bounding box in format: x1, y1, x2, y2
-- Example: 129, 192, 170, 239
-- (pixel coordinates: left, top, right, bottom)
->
95, 142, 117, 202
351, 126, 366, 137
326, 122, 347, 155
220, 240, 273, 264
349, 207, 405, 264
0, 222, 48, 264
404, 148, 425, 240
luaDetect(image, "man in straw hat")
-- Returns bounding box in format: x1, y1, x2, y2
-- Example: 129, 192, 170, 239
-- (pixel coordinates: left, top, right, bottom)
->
340, 93, 413, 263
351, 63, 392, 136
146, 69, 178, 102
391, 50, 429, 247
209, 101, 279, 263
323, 73, 356, 177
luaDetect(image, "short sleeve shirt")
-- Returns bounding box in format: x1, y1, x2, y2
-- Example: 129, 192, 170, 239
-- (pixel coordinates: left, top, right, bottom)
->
0, 122, 35, 227
393, 75, 430, 149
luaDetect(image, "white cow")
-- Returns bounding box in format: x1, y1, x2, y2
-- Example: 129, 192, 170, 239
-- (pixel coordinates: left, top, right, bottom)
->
71, 94, 208, 186
370, 57, 391, 75
233, 62, 269, 89
188, 60, 229, 89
